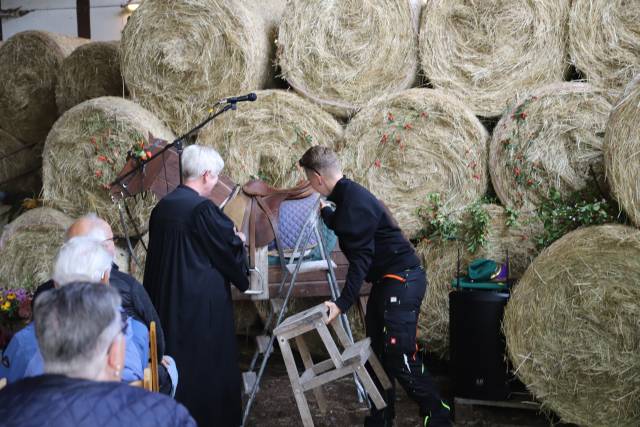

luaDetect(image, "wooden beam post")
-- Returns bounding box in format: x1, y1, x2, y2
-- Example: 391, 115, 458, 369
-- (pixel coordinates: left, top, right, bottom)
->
76, 0, 90, 39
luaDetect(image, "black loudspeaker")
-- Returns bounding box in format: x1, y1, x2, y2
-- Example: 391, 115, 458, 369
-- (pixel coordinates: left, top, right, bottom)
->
449, 289, 511, 400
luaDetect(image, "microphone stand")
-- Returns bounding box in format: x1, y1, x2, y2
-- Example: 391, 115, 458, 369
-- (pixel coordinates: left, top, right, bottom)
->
111, 102, 237, 190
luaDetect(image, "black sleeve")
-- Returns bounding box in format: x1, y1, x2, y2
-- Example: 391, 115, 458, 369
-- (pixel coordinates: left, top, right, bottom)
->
321, 206, 336, 229
130, 279, 166, 357
333, 200, 381, 313
193, 201, 250, 292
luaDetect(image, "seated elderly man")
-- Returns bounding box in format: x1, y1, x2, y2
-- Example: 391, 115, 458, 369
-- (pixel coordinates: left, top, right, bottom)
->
0, 282, 195, 427
0, 236, 147, 383
31, 213, 176, 394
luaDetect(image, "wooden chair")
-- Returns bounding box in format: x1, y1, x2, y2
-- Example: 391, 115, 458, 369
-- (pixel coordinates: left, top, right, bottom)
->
129, 321, 159, 392
274, 304, 392, 427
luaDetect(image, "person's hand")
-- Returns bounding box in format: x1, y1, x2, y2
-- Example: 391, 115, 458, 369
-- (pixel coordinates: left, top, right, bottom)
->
161, 356, 172, 368
324, 301, 341, 324
235, 231, 246, 243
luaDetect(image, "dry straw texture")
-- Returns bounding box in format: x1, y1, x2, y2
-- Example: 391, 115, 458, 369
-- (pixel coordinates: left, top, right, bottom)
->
569, 0, 640, 93
419, 0, 570, 117
0, 31, 88, 144
198, 89, 343, 187
0, 128, 42, 195
56, 41, 126, 114
415, 204, 541, 358
121, 0, 272, 134
490, 82, 613, 210
0, 207, 73, 290
42, 97, 175, 237
340, 88, 488, 238
277, 0, 420, 118
504, 225, 640, 426
605, 75, 640, 227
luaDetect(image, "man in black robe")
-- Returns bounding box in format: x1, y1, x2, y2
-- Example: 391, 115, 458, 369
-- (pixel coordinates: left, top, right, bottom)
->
144, 144, 249, 427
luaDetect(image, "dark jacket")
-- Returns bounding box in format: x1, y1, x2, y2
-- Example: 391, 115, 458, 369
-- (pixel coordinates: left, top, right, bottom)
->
322, 177, 420, 313
0, 374, 195, 427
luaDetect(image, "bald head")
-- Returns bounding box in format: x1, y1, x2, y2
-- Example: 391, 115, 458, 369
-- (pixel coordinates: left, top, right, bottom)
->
65, 214, 115, 257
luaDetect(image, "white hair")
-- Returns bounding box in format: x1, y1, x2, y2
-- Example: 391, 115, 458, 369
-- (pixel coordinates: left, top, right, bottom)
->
181, 144, 224, 181
52, 236, 113, 285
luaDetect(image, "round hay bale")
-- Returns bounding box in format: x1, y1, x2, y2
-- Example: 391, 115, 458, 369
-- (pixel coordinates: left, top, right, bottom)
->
197, 89, 343, 187
277, 0, 420, 118
42, 96, 175, 237
416, 204, 542, 358
121, 0, 272, 134
340, 88, 488, 238
504, 225, 640, 426
56, 41, 126, 114
490, 82, 613, 210
0, 128, 41, 195
0, 207, 73, 290
605, 74, 640, 227
569, 0, 640, 93
419, 0, 570, 117
0, 31, 88, 144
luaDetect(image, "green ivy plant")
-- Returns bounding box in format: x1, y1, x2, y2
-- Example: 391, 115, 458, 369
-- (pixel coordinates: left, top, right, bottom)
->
534, 188, 622, 248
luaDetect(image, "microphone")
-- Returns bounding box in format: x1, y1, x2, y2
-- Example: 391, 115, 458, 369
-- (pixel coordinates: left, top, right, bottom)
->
222, 93, 257, 104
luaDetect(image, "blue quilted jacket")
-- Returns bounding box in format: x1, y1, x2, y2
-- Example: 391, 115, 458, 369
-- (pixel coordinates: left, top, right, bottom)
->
0, 374, 196, 427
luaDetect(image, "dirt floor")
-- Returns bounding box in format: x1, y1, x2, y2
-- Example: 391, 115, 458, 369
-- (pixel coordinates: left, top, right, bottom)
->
238, 337, 574, 427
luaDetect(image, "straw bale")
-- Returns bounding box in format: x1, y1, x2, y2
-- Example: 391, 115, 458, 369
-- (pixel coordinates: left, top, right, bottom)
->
277, 0, 421, 118
114, 241, 131, 274
0, 207, 73, 290
490, 83, 613, 210
415, 204, 541, 358
198, 89, 343, 187
604, 74, 640, 227
56, 41, 126, 114
340, 88, 488, 238
130, 233, 148, 283
504, 225, 640, 426
569, 0, 640, 93
42, 97, 175, 237
0, 127, 41, 195
121, 0, 272, 134
0, 31, 88, 144
419, 0, 570, 117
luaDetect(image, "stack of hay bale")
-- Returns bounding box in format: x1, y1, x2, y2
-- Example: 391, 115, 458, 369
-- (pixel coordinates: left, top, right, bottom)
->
0, 1, 639, 422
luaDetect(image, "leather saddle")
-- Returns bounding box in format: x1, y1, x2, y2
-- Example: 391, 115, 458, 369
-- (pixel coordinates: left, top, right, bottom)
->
222, 179, 315, 269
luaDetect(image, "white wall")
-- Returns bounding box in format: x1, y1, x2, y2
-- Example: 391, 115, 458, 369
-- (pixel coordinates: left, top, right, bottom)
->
1, 0, 132, 41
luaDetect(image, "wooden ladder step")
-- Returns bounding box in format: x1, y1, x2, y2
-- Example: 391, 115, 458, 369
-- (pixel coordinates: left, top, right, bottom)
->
285, 260, 337, 274
256, 335, 271, 354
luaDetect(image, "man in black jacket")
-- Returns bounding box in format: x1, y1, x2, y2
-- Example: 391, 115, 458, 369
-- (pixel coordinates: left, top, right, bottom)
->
299, 146, 451, 427
31, 214, 175, 394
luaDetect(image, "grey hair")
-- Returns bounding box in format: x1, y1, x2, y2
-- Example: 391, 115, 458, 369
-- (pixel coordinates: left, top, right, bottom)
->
52, 236, 113, 285
34, 282, 122, 379
181, 144, 224, 181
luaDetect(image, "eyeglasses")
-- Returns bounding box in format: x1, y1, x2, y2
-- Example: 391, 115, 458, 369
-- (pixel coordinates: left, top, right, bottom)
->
298, 160, 321, 177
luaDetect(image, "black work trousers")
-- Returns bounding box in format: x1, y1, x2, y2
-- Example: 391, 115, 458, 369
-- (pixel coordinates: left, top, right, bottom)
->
365, 267, 450, 426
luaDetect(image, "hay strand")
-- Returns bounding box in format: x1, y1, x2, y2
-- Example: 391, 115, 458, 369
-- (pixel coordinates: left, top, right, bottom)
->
277, 0, 420, 118
56, 41, 126, 114
569, 0, 640, 93
42, 97, 175, 237
490, 82, 613, 210
197, 89, 343, 187
503, 225, 640, 426
0, 207, 73, 290
121, 0, 272, 134
416, 204, 541, 358
0, 31, 88, 144
419, 0, 570, 117
605, 74, 640, 227
340, 88, 488, 238
0, 128, 41, 195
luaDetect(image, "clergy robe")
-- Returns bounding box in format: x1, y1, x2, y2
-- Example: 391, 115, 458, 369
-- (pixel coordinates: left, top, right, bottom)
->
144, 185, 249, 427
